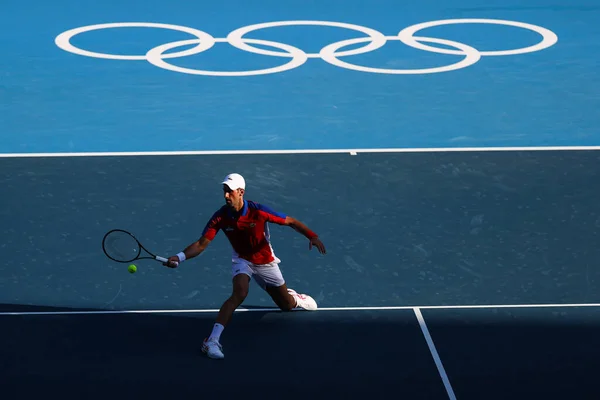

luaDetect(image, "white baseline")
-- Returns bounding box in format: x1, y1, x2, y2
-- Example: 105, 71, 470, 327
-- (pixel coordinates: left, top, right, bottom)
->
1, 146, 600, 158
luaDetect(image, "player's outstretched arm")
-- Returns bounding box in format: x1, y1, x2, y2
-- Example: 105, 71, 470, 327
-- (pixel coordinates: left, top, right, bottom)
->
163, 236, 212, 268
284, 216, 326, 254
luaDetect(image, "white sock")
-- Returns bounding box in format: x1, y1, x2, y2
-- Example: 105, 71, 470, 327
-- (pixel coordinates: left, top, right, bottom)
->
208, 323, 224, 342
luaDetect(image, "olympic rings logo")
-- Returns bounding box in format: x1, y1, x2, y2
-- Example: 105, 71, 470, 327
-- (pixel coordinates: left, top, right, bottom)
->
54, 19, 558, 76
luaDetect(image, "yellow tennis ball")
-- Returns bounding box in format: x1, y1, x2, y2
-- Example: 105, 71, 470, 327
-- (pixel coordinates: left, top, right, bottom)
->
128, 264, 137, 273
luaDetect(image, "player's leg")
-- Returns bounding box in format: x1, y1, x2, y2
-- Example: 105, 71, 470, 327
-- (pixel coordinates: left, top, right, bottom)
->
202, 262, 252, 359
252, 263, 318, 311
216, 272, 251, 326
267, 283, 317, 311
265, 282, 296, 311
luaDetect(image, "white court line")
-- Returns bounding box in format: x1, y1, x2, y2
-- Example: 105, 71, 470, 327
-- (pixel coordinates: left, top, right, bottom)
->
2, 302, 600, 316
414, 307, 456, 400
1, 145, 600, 158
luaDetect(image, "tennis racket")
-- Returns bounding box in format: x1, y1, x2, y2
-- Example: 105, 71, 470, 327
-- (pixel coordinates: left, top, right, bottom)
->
102, 229, 178, 267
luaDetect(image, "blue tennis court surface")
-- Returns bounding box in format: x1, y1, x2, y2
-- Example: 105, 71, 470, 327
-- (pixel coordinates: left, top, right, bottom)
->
2, 0, 600, 398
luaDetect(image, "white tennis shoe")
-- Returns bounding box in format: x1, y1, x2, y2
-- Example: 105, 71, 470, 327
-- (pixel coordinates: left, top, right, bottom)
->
202, 338, 224, 359
287, 288, 318, 311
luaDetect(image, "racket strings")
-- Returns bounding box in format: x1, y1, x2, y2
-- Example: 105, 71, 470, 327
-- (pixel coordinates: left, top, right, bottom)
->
103, 231, 140, 262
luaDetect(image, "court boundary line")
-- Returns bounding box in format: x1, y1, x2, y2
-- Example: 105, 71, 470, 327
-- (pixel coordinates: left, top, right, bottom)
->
1, 145, 600, 158
414, 307, 456, 400
2, 302, 600, 316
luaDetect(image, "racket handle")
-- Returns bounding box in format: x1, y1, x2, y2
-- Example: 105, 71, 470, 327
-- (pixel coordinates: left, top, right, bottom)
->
156, 255, 179, 267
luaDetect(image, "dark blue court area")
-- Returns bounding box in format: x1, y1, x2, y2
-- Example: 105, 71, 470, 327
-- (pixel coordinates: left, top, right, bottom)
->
1, 150, 600, 399
2, 151, 600, 310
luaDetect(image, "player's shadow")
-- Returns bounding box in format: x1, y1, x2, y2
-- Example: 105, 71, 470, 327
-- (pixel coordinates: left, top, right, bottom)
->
0, 302, 441, 399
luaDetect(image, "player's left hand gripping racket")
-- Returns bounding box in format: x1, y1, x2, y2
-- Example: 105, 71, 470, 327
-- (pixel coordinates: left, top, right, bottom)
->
102, 229, 178, 267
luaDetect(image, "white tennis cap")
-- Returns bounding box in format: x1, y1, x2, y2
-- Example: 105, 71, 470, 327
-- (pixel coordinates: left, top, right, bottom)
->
221, 173, 246, 190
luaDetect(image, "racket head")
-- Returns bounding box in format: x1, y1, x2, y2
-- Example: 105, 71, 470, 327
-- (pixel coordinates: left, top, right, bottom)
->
102, 229, 143, 263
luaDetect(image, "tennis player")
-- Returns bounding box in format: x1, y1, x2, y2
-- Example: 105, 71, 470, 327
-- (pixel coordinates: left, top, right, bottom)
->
163, 173, 326, 359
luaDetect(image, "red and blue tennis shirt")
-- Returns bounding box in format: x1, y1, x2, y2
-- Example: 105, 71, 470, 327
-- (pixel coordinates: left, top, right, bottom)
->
201, 200, 288, 265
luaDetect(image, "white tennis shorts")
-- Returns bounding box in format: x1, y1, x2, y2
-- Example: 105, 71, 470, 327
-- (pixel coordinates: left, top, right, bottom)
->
232, 256, 285, 289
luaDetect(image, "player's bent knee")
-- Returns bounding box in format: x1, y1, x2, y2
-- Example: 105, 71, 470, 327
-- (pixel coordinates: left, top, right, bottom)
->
277, 296, 296, 311
278, 303, 294, 312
